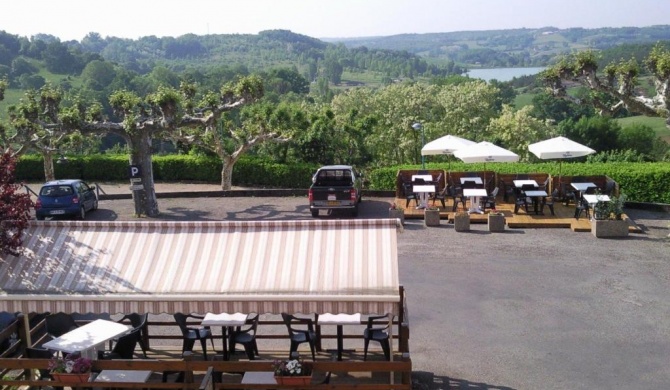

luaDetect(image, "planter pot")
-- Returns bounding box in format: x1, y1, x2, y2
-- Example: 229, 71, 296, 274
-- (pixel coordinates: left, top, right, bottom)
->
454, 212, 470, 232
275, 375, 313, 386
591, 219, 629, 238
389, 209, 405, 225
424, 209, 440, 227
487, 214, 505, 232
51, 372, 91, 383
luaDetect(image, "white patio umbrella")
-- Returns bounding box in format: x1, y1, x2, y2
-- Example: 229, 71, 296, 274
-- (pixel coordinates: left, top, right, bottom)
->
421, 134, 477, 177
528, 136, 595, 181
453, 141, 520, 185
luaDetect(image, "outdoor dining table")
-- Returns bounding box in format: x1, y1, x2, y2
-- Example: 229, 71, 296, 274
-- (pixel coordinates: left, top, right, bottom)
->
523, 190, 548, 214
460, 177, 483, 185
571, 182, 597, 200
317, 313, 361, 361
412, 184, 435, 209
201, 312, 248, 360
94, 369, 152, 383
513, 179, 538, 188
42, 319, 130, 359
583, 194, 611, 220
463, 188, 487, 214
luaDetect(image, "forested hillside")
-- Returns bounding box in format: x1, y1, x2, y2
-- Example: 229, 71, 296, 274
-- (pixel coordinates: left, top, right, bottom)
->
327, 25, 670, 68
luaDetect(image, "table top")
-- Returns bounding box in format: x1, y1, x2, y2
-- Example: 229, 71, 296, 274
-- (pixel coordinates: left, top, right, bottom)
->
412, 174, 433, 182
571, 182, 596, 191
201, 312, 248, 326
513, 180, 538, 187
463, 188, 488, 197
42, 319, 130, 354
583, 194, 611, 204
95, 370, 152, 383
460, 177, 483, 185
413, 185, 436, 193
241, 371, 276, 385
524, 190, 548, 197
318, 313, 362, 325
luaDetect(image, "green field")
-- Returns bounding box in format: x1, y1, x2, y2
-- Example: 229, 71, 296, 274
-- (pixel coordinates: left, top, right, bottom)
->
514, 92, 535, 109
616, 115, 670, 141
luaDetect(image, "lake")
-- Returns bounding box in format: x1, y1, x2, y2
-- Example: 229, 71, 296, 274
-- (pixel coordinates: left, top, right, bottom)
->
465, 67, 546, 82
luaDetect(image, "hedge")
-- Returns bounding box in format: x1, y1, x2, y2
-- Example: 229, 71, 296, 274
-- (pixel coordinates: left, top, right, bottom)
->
15, 155, 670, 203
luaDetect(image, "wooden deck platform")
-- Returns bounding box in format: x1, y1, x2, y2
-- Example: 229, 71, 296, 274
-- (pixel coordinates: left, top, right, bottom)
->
398, 196, 641, 233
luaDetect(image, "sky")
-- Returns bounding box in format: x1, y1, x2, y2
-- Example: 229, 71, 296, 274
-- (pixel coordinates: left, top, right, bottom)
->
1, 0, 669, 41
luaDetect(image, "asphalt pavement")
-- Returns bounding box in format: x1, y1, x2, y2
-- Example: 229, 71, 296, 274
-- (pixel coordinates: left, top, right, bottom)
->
27, 182, 670, 389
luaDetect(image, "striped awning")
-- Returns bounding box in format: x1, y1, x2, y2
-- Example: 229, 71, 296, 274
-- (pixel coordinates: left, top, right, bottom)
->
0, 219, 401, 315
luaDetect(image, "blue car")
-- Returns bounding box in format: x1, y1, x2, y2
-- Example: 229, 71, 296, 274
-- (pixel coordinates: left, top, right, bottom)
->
35, 179, 98, 220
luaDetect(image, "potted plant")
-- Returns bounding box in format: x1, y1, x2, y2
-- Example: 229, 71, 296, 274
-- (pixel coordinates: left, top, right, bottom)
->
591, 193, 629, 238
424, 206, 440, 227
273, 358, 313, 386
454, 211, 470, 232
48, 353, 92, 383
487, 209, 505, 232
388, 201, 405, 225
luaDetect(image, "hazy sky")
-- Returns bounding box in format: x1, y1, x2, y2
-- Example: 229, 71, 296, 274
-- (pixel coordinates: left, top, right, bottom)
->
2, 0, 669, 41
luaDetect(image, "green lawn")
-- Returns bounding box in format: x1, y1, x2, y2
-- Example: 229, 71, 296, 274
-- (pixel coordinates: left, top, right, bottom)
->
514, 92, 535, 109
616, 115, 670, 141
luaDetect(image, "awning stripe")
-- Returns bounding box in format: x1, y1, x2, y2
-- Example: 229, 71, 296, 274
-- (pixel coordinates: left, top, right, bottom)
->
0, 219, 401, 315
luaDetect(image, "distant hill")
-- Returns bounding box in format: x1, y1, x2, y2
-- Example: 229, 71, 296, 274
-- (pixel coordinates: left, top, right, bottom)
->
324, 25, 670, 68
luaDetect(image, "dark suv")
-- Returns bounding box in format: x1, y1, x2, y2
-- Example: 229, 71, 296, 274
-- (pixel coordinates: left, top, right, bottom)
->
35, 179, 98, 220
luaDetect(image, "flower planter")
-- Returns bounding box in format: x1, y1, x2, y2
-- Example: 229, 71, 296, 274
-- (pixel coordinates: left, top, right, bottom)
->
454, 212, 470, 232
591, 219, 629, 238
50, 372, 91, 383
389, 209, 405, 225
275, 375, 313, 386
487, 213, 505, 232
424, 209, 440, 227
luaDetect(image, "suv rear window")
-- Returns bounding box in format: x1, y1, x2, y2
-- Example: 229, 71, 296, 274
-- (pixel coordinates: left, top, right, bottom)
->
40, 185, 74, 197
314, 170, 353, 186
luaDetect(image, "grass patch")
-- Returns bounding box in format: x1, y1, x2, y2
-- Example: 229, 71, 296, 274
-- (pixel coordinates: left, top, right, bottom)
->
514, 92, 535, 109
616, 115, 670, 141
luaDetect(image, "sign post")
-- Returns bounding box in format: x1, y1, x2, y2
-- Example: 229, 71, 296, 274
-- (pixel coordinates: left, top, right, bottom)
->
128, 165, 143, 216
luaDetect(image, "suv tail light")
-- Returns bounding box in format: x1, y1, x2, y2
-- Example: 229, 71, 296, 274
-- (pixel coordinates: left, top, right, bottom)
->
350, 189, 357, 202
34, 199, 42, 210
72, 196, 80, 204
308, 189, 313, 202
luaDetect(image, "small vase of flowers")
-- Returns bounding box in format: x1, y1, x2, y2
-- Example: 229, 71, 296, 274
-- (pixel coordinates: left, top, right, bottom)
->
49, 353, 92, 383
273, 358, 313, 386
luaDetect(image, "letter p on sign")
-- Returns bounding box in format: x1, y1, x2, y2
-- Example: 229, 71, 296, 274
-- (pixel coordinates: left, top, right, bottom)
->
129, 165, 142, 178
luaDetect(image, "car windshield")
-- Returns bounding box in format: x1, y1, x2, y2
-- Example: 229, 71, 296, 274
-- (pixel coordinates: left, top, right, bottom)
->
40, 185, 74, 197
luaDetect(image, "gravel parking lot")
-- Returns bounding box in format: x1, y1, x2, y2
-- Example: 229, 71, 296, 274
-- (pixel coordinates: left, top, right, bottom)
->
29, 182, 670, 389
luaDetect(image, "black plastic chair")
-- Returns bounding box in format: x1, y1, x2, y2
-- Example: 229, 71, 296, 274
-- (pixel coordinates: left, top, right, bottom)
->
45, 313, 79, 339
229, 313, 259, 360
363, 315, 390, 361
112, 313, 149, 357
448, 186, 465, 211
402, 182, 418, 208
574, 197, 591, 220
25, 347, 57, 388
479, 187, 499, 212
99, 327, 141, 360
173, 313, 215, 360
542, 189, 559, 216
281, 313, 317, 361
560, 182, 577, 206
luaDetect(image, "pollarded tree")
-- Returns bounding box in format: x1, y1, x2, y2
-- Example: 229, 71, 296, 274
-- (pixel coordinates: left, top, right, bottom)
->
484, 104, 550, 161
0, 150, 33, 256
540, 44, 670, 124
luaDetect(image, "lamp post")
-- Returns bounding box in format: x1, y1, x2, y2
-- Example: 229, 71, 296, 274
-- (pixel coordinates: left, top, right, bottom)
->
412, 122, 425, 169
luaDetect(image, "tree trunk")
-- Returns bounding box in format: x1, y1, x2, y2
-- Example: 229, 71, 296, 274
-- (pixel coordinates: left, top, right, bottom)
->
43, 151, 55, 181
128, 130, 160, 217
220, 155, 235, 190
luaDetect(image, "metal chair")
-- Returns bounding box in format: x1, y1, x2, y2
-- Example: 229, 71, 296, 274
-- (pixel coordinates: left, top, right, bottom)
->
45, 313, 79, 339
363, 315, 390, 361
173, 313, 215, 360
281, 313, 317, 361
229, 313, 260, 360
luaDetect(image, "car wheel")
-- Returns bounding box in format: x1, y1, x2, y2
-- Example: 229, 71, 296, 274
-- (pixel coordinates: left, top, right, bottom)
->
79, 207, 86, 220
311, 210, 319, 217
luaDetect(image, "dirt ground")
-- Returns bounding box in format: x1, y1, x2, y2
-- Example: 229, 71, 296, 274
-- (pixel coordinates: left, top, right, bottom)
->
23, 182, 670, 389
